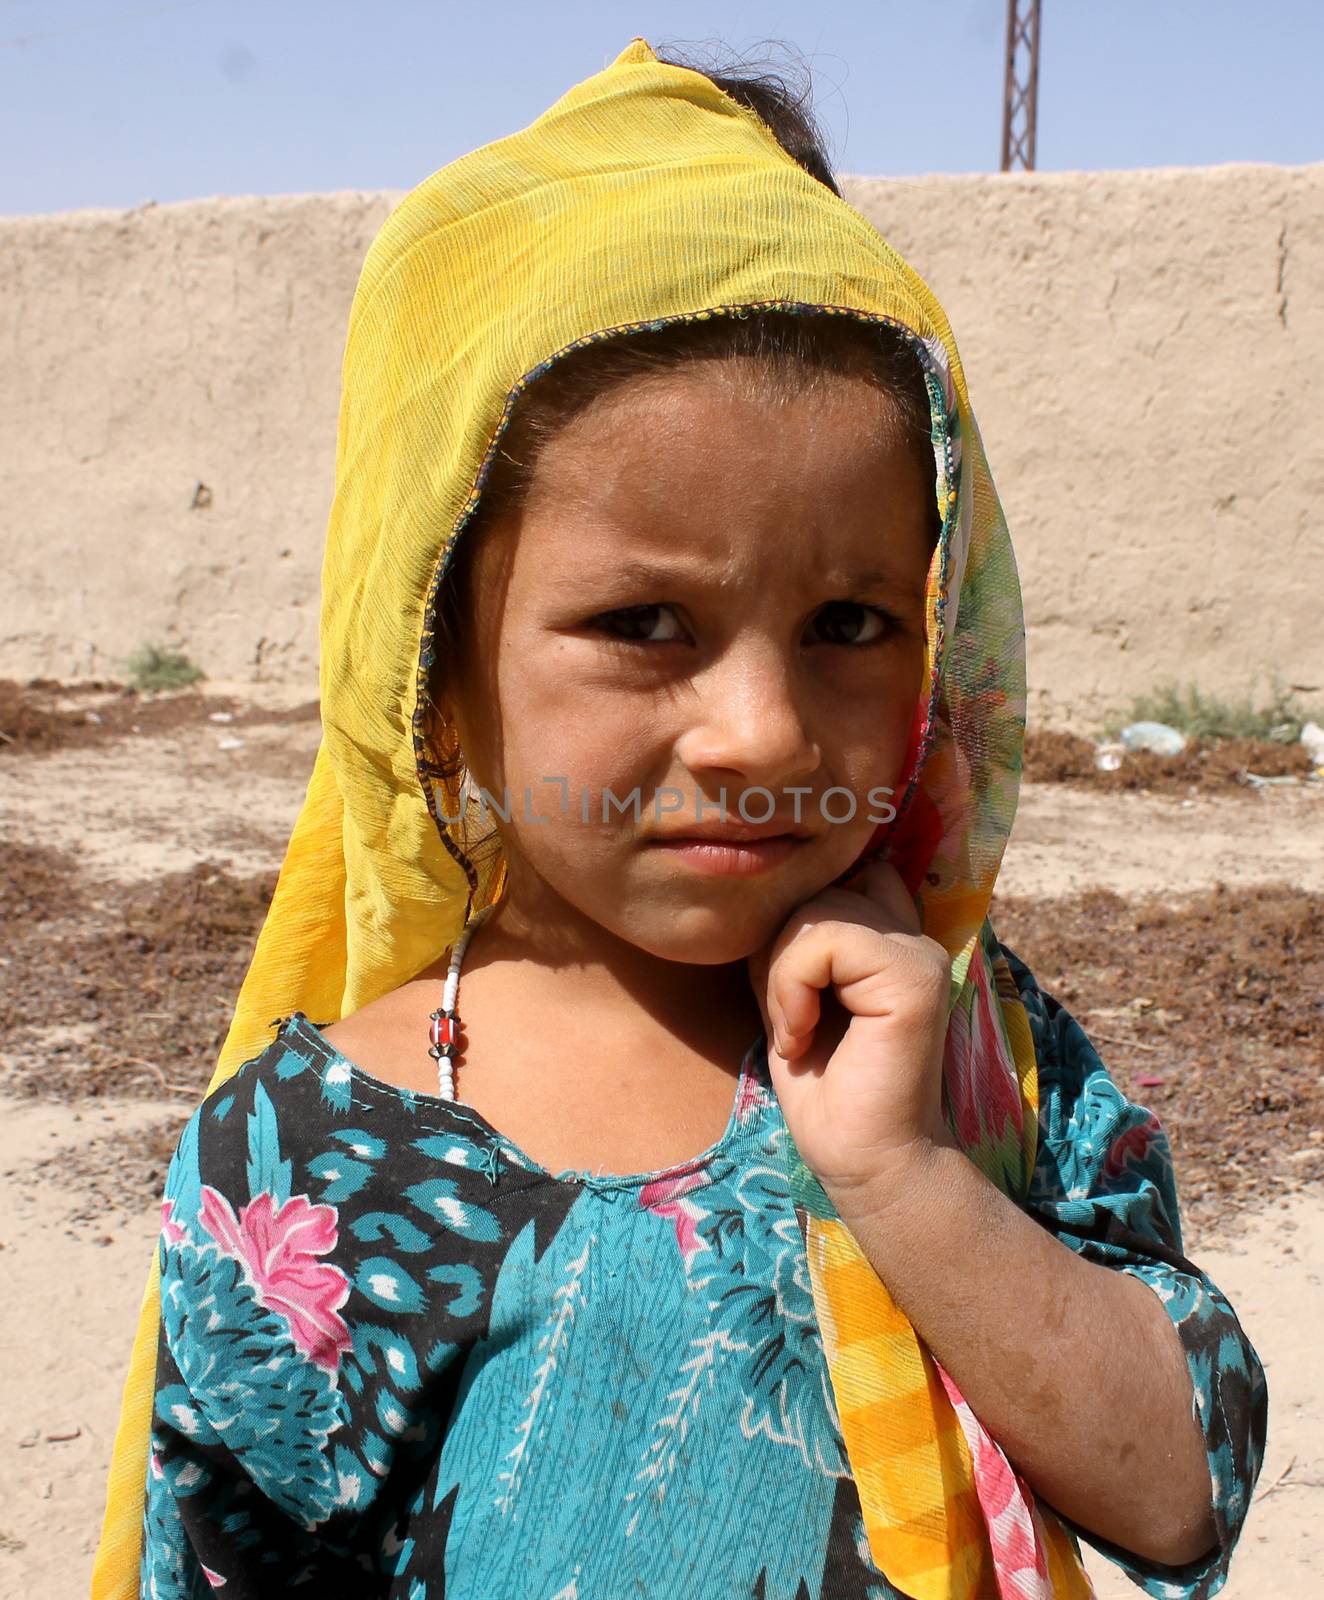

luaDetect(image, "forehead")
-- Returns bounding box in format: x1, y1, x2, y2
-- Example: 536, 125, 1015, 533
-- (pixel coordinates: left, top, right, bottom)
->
512, 366, 932, 560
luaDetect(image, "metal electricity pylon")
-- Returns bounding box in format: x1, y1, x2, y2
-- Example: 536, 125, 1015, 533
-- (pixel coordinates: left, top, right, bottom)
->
1001, 0, 1043, 171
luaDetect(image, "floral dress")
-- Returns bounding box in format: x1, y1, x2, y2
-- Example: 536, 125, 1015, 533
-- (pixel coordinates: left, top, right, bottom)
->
140, 950, 1266, 1599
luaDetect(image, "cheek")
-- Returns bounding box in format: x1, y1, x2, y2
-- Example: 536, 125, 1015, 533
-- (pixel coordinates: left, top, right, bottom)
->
486, 660, 661, 808
838, 647, 927, 779
508, 699, 643, 785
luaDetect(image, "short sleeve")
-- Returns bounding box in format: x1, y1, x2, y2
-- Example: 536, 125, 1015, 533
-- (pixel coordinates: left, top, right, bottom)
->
137, 1025, 486, 1597
143, 1102, 366, 1595
999, 943, 1268, 1600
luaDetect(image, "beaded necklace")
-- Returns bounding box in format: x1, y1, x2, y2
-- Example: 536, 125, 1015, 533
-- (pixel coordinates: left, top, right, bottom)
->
427, 903, 495, 1101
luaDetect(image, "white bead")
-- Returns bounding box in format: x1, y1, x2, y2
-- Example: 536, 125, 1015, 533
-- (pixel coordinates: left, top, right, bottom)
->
433, 903, 495, 1105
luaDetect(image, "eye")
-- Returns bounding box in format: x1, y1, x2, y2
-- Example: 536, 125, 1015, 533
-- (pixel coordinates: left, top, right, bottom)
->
809, 601, 896, 647
591, 604, 688, 644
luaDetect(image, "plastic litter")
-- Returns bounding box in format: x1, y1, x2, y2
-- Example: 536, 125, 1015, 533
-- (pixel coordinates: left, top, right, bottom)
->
1093, 742, 1125, 772
1243, 772, 1300, 788
208, 710, 234, 724
1300, 720, 1324, 767
1119, 721, 1187, 756
217, 736, 245, 751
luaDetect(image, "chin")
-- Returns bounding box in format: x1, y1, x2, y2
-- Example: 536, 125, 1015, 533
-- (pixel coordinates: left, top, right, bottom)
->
615, 901, 797, 968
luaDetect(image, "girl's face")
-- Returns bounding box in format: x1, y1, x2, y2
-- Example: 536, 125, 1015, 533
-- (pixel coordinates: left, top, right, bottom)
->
444, 360, 934, 967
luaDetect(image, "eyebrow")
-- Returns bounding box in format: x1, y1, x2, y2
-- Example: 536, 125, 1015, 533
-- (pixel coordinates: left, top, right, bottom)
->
566, 559, 921, 595
606, 559, 709, 590
821, 566, 923, 594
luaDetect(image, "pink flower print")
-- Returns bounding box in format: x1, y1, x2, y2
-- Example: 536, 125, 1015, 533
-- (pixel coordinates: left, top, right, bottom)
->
1103, 1114, 1161, 1181
935, 1362, 1052, 1598
198, 1186, 352, 1372
160, 1198, 185, 1247
734, 1068, 767, 1127
945, 959, 1026, 1168
639, 1169, 713, 1265
943, 997, 981, 1148
969, 955, 1023, 1147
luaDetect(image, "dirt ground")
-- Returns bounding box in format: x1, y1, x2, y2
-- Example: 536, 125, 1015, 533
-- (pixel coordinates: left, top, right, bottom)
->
1, 678, 1320, 1597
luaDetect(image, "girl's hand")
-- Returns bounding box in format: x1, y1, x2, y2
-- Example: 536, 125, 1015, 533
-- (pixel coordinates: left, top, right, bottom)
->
747, 860, 957, 1205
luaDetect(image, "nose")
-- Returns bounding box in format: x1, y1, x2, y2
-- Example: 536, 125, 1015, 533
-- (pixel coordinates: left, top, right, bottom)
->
674, 640, 821, 794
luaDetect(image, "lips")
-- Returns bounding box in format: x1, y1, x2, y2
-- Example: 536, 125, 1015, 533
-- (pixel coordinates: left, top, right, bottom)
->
649, 821, 815, 844
646, 831, 809, 877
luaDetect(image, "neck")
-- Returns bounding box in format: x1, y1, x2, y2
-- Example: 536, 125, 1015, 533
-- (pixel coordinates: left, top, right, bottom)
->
438, 876, 765, 1068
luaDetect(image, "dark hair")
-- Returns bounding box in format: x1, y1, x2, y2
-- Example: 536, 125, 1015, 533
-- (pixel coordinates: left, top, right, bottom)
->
671, 40, 844, 198
422, 47, 939, 812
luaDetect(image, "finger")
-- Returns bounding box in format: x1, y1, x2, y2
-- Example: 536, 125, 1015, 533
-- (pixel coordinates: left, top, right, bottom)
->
772, 911, 949, 1043
841, 857, 922, 935
768, 958, 821, 1057
766, 918, 896, 1056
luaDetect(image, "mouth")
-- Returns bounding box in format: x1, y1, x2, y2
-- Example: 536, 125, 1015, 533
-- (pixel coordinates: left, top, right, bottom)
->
645, 825, 815, 876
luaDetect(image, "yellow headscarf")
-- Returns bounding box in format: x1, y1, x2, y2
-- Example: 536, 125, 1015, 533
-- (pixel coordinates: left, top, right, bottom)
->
95, 39, 1093, 1598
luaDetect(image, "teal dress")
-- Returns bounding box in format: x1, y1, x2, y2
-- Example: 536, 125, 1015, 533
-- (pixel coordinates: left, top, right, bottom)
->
140, 950, 1266, 1598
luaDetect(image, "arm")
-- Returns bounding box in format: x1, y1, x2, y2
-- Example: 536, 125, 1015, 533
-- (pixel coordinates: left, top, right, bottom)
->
998, 944, 1267, 1594
750, 868, 1266, 1594
829, 1124, 1213, 1564
825, 952, 1266, 1586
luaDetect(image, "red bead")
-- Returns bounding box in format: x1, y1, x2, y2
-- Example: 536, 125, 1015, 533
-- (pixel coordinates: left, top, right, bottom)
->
429, 1015, 457, 1049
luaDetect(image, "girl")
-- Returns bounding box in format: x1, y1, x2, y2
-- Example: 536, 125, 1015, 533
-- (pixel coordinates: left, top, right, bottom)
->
96, 38, 1265, 1600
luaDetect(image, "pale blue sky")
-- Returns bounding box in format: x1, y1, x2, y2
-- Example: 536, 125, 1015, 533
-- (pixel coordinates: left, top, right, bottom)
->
3, 0, 1321, 215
